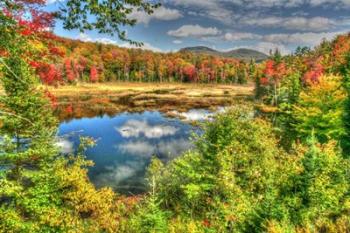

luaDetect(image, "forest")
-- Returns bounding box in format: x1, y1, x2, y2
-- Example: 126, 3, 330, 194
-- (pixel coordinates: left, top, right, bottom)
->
29, 36, 252, 85
1, 0, 350, 232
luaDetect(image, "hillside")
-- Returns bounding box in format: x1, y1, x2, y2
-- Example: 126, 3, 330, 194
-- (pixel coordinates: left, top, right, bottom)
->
32, 36, 254, 85
180, 46, 268, 62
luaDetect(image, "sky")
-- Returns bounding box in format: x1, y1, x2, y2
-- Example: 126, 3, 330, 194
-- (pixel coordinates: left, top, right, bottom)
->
46, 0, 350, 55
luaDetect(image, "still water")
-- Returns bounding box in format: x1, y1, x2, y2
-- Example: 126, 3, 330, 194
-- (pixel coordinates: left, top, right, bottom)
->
57, 110, 214, 195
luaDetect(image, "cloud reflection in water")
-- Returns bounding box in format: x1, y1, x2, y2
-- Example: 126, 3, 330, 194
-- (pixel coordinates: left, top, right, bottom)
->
116, 119, 179, 138
118, 138, 193, 158
59, 110, 200, 194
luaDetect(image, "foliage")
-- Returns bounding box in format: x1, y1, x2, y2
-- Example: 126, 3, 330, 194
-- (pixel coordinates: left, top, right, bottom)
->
133, 108, 350, 232
154, 108, 287, 232
341, 53, 350, 155
272, 137, 350, 232
2, 0, 350, 232
126, 157, 169, 233
29, 37, 252, 85
0, 1, 138, 232
255, 33, 350, 151
292, 75, 346, 144
56, 0, 160, 45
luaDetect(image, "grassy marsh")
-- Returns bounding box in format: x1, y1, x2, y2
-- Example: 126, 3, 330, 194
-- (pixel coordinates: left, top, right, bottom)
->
44, 82, 254, 121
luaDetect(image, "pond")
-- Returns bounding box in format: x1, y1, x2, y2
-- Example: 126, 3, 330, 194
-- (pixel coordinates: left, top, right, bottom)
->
57, 109, 216, 195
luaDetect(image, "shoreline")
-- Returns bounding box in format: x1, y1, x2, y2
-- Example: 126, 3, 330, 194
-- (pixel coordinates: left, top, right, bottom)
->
43, 82, 255, 121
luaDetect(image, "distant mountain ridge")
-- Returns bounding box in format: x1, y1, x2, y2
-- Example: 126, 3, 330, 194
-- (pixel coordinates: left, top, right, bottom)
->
180, 46, 268, 62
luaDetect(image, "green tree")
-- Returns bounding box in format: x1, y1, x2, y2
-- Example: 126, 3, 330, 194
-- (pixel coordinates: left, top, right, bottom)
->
276, 72, 302, 149
341, 53, 350, 156
155, 107, 288, 232
270, 137, 350, 232
56, 0, 159, 45
292, 75, 346, 144
128, 157, 169, 233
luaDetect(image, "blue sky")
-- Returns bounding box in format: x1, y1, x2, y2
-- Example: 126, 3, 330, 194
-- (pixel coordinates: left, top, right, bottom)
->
46, 0, 350, 55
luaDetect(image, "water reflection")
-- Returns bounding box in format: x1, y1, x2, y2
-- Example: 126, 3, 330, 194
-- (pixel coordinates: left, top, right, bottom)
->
56, 138, 74, 154
58, 111, 197, 195
116, 119, 179, 138
118, 138, 193, 159
170, 109, 213, 121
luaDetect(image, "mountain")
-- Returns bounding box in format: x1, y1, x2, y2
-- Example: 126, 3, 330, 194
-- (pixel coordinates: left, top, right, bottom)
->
180, 46, 268, 62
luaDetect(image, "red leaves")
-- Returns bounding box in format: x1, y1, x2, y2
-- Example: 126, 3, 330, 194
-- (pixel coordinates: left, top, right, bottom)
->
49, 47, 65, 57
29, 61, 41, 68
0, 49, 9, 58
264, 60, 275, 77
260, 77, 269, 85
275, 63, 286, 79
261, 59, 287, 86
332, 34, 350, 65
64, 59, 76, 82
17, 10, 54, 36
17, 0, 46, 5
90, 66, 99, 82
183, 64, 196, 82
65, 104, 73, 114
202, 219, 211, 228
38, 63, 62, 85
303, 63, 324, 85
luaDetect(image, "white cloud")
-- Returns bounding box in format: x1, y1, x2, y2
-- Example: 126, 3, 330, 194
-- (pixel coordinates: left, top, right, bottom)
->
78, 33, 118, 44
77, 33, 163, 52
172, 0, 235, 25
230, 0, 304, 8
219, 30, 346, 53
197, 0, 350, 9
119, 141, 155, 156
172, 0, 217, 8
309, 0, 350, 8
228, 42, 291, 56
129, 6, 183, 25
46, 0, 64, 4
168, 24, 221, 38
119, 42, 164, 53
116, 120, 179, 139
224, 32, 262, 41
241, 16, 335, 31
262, 31, 346, 46
173, 40, 183, 44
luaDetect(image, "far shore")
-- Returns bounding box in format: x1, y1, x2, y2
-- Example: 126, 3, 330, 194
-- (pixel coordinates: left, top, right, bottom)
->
38, 82, 255, 121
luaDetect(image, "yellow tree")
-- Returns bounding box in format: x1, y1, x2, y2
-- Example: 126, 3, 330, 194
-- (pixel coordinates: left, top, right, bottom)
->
292, 75, 346, 143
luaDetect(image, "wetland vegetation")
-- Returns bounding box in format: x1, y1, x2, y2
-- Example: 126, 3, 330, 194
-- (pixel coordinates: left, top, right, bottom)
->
48, 82, 253, 120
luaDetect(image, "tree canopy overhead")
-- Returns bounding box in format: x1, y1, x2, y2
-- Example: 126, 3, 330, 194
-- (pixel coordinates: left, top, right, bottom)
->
1, 0, 159, 45
58, 0, 159, 45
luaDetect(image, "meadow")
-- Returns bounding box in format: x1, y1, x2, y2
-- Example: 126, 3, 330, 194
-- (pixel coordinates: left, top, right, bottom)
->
46, 82, 253, 120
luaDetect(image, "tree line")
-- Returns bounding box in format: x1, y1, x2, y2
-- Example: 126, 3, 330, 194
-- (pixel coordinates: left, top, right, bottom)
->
30, 36, 252, 85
